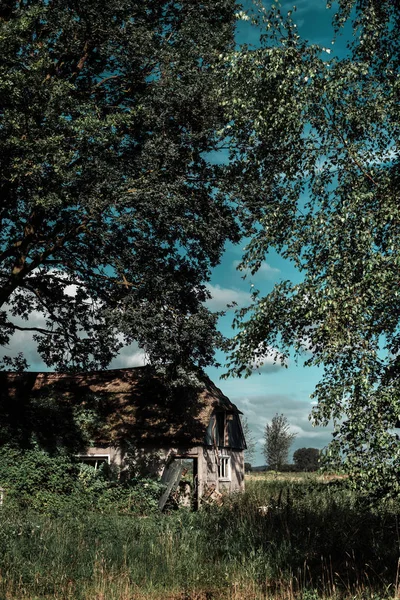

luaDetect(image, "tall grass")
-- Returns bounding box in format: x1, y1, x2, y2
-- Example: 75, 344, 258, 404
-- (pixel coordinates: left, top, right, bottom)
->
0, 477, 399, 599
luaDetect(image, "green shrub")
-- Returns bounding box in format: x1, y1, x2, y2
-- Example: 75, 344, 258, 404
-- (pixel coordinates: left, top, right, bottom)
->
0, 444, 163, 515
0, 445, 80, 505
96, 477, 163, 514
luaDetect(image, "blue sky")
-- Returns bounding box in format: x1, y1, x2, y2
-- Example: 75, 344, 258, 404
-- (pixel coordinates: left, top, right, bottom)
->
205, 241, 327, 466
6, 1, 352, 466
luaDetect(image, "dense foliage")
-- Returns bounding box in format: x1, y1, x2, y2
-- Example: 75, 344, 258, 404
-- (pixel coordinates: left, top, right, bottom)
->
293, 447, 320, 472
0, 0, 239, 371
225, 2, 400, 498
0, 445, 163, 515
2, 0, 400, 499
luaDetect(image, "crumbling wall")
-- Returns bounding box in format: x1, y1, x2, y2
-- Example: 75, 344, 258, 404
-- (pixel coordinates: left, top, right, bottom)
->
201, 447, 245, 494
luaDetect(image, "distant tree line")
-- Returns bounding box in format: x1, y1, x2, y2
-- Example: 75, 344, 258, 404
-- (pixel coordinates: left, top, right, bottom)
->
241, 414, 320, 473
246, 447, 320, 474
243, 414, 321, 473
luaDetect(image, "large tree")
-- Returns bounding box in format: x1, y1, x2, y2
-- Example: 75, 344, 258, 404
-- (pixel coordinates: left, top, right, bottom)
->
293, 448, 320, 473
0, 0, 239, 371
240, 415, 257, 464
224, 1, 400, 498
264, 413, 296, 471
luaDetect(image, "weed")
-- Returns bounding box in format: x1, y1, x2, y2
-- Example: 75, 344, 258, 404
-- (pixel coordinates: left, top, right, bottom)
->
0, 477, 399, 599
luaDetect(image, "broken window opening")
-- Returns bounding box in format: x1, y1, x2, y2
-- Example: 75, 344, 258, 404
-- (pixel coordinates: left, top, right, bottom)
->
77, 454, 110, 470
216, 412, 225, 445
218, 454, 231, 481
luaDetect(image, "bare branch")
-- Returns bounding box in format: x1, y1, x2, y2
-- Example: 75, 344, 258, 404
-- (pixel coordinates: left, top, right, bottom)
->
93, 74, 122, 89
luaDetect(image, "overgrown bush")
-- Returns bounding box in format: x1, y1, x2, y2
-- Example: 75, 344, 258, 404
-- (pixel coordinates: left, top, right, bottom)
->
0, 444, 163, 515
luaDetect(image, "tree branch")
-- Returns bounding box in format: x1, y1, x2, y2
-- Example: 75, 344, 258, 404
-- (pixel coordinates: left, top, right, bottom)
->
74, 41, 92, 76
93, 74, 122, 89
325, 105, 379, 186
3, 322, 59, 336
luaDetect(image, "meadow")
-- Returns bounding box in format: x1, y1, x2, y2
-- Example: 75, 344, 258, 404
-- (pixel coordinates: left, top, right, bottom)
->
0, 474, 399, 600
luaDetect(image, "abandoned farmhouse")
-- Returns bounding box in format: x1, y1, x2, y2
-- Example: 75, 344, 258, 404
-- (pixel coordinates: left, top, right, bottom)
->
0, 367, 246, 507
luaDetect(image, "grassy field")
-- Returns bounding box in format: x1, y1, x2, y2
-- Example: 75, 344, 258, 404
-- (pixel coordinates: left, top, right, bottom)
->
0, 474, 399, 600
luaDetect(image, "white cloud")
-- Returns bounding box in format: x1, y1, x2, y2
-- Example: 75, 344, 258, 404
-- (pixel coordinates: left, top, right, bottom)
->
257, 262, 281, 277
225, 391, 334, 466
232, 260, 280, 280
282, 0, 327, 16
2, 308, 48, 370
290, 424, 331, 439
110, 342, 147, 368
64, 283, 78, 297
3, 287, 148, 371
250, 344, 289, 373
205, 284, 251, 311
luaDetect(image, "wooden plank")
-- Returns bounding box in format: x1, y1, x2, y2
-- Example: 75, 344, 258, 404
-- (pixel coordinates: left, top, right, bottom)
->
158, 460, 184, 511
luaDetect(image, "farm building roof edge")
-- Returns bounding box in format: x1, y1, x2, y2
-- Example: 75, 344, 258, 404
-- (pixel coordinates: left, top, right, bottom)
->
0, 366, 243, 447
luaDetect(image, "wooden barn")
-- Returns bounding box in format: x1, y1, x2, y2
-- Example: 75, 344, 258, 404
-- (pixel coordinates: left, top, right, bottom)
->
0, 367, 246, 508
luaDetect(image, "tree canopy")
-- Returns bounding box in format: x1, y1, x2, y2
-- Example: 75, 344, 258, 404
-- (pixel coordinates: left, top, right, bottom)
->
225, 1, 400, 497
293, 448, 320, 473
0, 0, 239, 371
3, 0, 400, 498
241, 415, 257, 464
